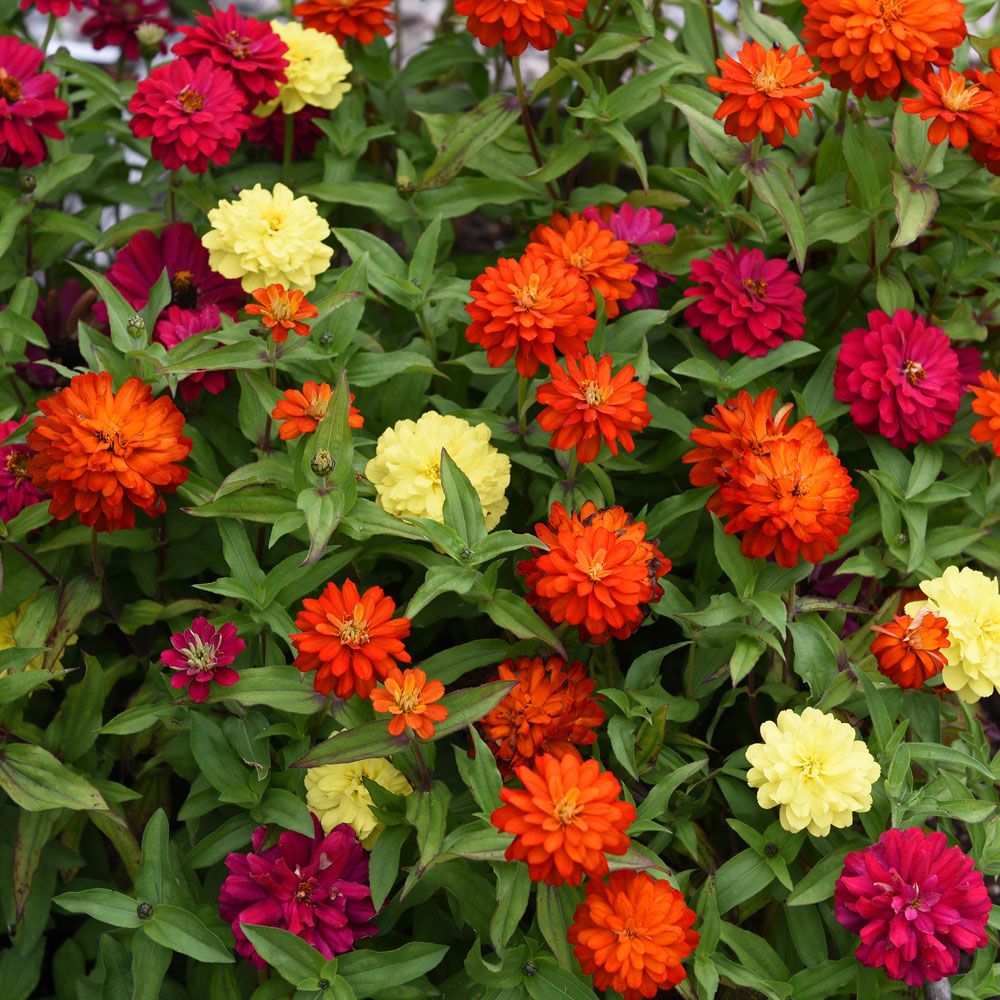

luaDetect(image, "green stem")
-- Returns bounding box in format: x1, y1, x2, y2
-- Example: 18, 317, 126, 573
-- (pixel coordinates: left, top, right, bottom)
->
41, 13, 57, 56
410, 736, 433, 792
4, 540, 60, 589
911, 143, 936, 185
91, 528, 121, 623
702, 0, 720, 63
282, 113, 295, 184
511, 56, 559, 202
517, 374, 530, 435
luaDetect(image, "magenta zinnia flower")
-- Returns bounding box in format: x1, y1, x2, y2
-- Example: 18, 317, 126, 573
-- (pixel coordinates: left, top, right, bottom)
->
155, 305, 228, 402
833, 309, 965, 447
219, 817, 377, 968
684, 244, 806, 359
0, 418, 46, 522
161, 617, 244, 702
82, 0, 171, 61
0, 37, 69, 169
835, 827, 990, 987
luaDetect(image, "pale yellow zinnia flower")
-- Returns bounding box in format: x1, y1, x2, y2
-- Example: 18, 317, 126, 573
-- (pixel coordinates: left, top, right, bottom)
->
745, 707, 880, 837
365, 411, 511, 531
202, 183, 332, 292
304, 757, 412, 848
261, 21, 352, 115
906, 565, 1000, 703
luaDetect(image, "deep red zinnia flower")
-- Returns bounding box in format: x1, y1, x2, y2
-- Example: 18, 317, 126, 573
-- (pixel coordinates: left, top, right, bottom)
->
154, 304, 228, 403
82, 0, 171, 61
0, 417, 47, 523
835, 827, 990, 986
292, 0, 395, 46
0, 36, 69, 169
455, 0, 587, 56
684, 245, 806, 359
161, 616, 244, 701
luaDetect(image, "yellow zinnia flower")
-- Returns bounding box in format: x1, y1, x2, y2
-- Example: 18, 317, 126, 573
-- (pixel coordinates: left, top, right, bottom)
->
202, 183, 332, 292
906, 565, 1000, 703
365, 411, 511, 531
304, 757, 412, 848
745, 707, 880, 837
262, 21, 352, 115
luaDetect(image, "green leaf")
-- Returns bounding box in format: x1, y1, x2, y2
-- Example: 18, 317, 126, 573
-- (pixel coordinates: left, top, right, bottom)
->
715, 849, 774, 911
890, 170, 939, 249
480, 590, 565, 656
130, 933, 172, 1000
338, 942, 449, 995
464, 727, 503, 814
535, 883, 579, 970
206, 667, 325, 715
0, 743, 109, 812
239, 925, 325, 985
712, 514, 757, 598
54, 889, 142, 928
490, 861, 532, 953
441, 449, 488, 548
407, 781, 451, 866
143, 904, 233, 964
0, 671, 53, 705
71, 262, 149, 353
524, 958, 596, 1000
907, 742, 996, 782
415, 639, 512, 685
32, 154, 95, 200
747, 157, 807, 270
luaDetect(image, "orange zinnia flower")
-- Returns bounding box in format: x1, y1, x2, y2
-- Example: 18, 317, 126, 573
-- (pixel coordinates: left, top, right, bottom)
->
291, 579, 411, 699
802, 0, 966, 100
518, 502, 670, 644
478, 656, 605, 772
968, 51, 1000, 174
27, 372, 191, 533
708, 41, 823, 147
464, 254, 597, 377
536, 355, 651, 463
569, 870, 700, 1000
870, 609, 950, 689
271, 381, 363, 441
527, 214, 638, 320
901, 68, 997, 148
371, 667, 447, 739
718, 437, 858, 567
491, 752, 635, 886
246, 284, 319, 343
291, 0, 394, 45
971, 371, 1000, 454
454, 0, 587, 56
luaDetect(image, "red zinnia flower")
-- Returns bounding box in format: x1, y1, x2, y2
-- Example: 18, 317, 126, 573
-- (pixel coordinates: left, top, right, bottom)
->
246, 106, 329, 160
0, 417, 47, 523
370, 667, 447, 739
870, 609, 949, 689
971, 370, 1000, 454
246, 284, 318, 342
82, 0, 171, 61
19, 0, 83, 15
271, 381, 363, 441
902, 67, 998, 148
155, 305, 228, 403
292, 0, 395, 45
455, 0, 587, 56
161, 617, 244, 702
0, 37, 69, 169
535, 354, 651, 463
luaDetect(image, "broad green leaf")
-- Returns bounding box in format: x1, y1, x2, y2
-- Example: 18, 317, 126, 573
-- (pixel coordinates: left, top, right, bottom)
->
240, 925, 325, 985
0, 743, 108, 812
143, 904, 233, 964
54, 889, 142, 929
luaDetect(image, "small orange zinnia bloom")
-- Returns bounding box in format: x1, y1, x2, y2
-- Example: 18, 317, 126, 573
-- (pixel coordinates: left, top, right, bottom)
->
569, 870, 700, 1000
518, 502, 670, 644
271, 381, 363, 441
292, 579, 411, 699
291, 0, 394, 45
708, 41, 824, 147
246, 284, 319, 343
371, 667, 448, 739
970, 371, 1000, 454
491, 752, 635, 886
27, 371, 191, 533
465, 254, 597, 377
454, 0, 587, 56
901, 68, 997, 148
527, 214, 638, 320
478, 656, 605, 772
870, 609, 950, 690
536, 355, 651, 464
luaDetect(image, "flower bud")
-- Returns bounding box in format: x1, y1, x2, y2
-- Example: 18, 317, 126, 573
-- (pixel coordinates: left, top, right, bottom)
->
136, 21, 166, 55
18, 173, 35, 194
311, 449, 334, 477
127, 314, 146, 338
136, 902, 154, 920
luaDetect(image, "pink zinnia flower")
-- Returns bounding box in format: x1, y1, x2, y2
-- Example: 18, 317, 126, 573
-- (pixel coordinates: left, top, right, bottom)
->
956, 344, 982, 390
583, 203, 676, 311
219, 817, 377, 968
19, 0, 83, 17
835, 827, 990, 986
684, 244, 806, 358
246, 106, 329, 161
173, 4, 289, 108
0, 418, 46, 522
82, 0, 171, 61
155, 305, 227, 402
0, 37, 69, 169
833, 309, 965, 447
161, 616, 244, 701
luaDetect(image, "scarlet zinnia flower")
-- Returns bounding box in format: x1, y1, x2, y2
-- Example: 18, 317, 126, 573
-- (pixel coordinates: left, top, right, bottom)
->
155, 305, 228, 403
535, 355, 651, 463
491, 753, 634, 886
370, 668, 447, 739
971, 370, 1000, 454
161, 617, 244, 702
0, 37, 69, 169
870, 609, 949, 689
518, 502, 670, 644
465, 254, 597, 377
292, 0, 395, 45
0, 418, 46, 522
569, 871, 699, 1000
455, 0, 587, 56
246, 284, 318, 342
684, 245, 806, 359
802, 0, 966, 101
271, 381, 363, 441
901, 67, 998, 148
28, 372, 191, 532
478, 656, 605, 772
708, 41, 824, 147
291, 579, 411, 699
527, 214, 638, 320
82, 0, 171, 61
835, 827, 990, 986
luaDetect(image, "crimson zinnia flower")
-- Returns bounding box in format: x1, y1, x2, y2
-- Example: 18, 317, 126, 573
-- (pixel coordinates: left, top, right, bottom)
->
292, 0, 395, 45
0, 37, 69, 169
82, 0, 171, 61
870, 609, 949, 690
219, 817, 377, 968
455, 0, 587, 56
0, 417, 46, 523
246, 284, 318, 342
161, 617, 244, 701
154, 305, 228, 403
684, 244, 805, 359
902, 67, 998, 148
19, 0, 83, 15
835, 827, 990, 986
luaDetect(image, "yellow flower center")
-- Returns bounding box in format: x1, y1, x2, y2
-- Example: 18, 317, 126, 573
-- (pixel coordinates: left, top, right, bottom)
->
583, 547, 608, 582
305, 396, 328, 420
338, 605, 370, 647
395, 689, 422, 713
743, 277, 768, 297
224, 30, 251, 60
5, 450, 28, 483
268, 296, 293, 322
942, 77, 978, 112
581, 380, 610, 407
178, 86, 205, 113
171, 270, 198, 309
511, 273, 543, 309
903, 359, 926, 385
874, 0, 902, 29
752, 68, 780, 93
94, 424, 130, 457
568, 247, 593, 270
552, 787, 583, 826
797, 751, 825, 781
264, 211, 286, 234
0, 69, 22, 102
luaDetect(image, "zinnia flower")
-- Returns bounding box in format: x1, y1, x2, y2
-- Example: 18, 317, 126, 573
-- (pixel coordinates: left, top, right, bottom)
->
968, 53, 1000, 175
527, 214, 638, 320
905, 565, 1000, 702
28, 372, 191, 532
708, 41, 824, 147
261, 21, 352, 115
833, 309, 965, 448
536, 354, 651, 463
569, 871, 699, 1000
478, 656, 605, 773
0, 36, 69, 169
0, 417, 46, 522
370, 667, 447, 739
518, 502, 670, 644
160, 617, 244, 702
454, 0, 587, 56
365, 411, 511, 530
82, 0, 171, 61
305, 758, 412, 847
292, 0, 395, 45
19, 0, 82, 15
291, 579, 411, 699
901, 67, 998, 148
870, 609, 949, 690
202, 183, 333, 292
745, 706, 881, 836
154, 304, 228, 403
970, 370, 1000, 454
683, 245, 806, 359
246, 284, 318, 342
491, 752, 635, 886
219, 817, 377, 968
271, 382, 363, 441
835, 827, 990, 986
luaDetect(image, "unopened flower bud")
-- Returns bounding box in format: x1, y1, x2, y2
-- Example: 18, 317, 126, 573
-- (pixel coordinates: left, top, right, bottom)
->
136, 902, 154, 920
18, 173, 35, 194
311, 449, 334, 477
135, 21, 166, 54
127, 314, 145, 338
396, 176, 415, 198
